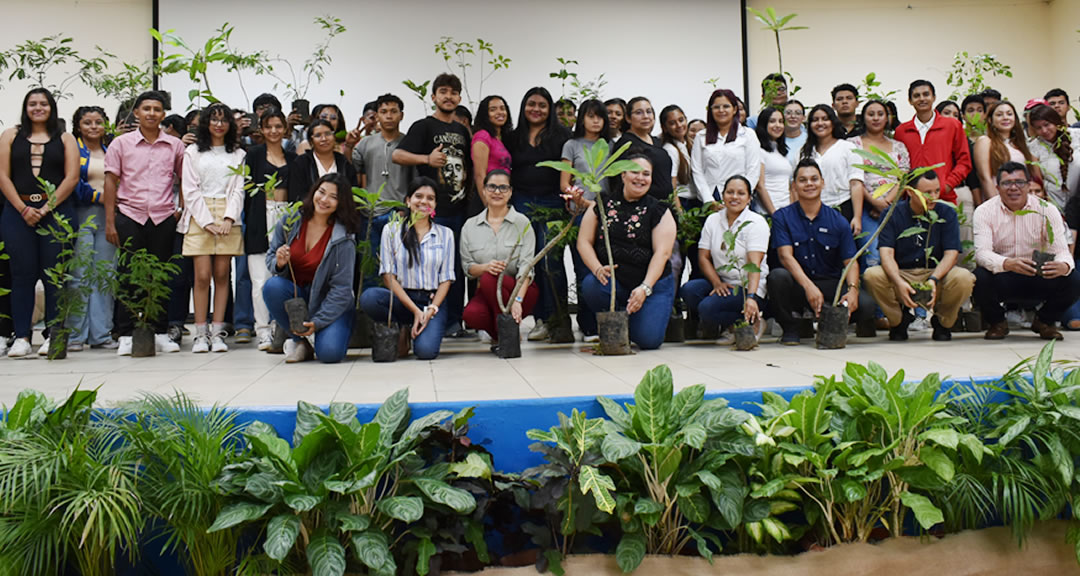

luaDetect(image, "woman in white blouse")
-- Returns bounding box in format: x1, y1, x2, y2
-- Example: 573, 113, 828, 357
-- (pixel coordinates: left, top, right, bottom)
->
691, 89, 761, 205
752, 107, 793, 215
799, 104, 865, 234
681, 175, 769, 336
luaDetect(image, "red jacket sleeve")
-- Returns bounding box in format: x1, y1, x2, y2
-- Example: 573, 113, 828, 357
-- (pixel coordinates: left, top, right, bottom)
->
946, 123, 971, 193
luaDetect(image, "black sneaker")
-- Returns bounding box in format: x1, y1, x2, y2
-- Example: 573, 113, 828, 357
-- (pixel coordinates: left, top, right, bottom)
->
268, 323, 286, 354
167, 324, 183, 345
931, 316, 952, 341
889, 311, 914, 341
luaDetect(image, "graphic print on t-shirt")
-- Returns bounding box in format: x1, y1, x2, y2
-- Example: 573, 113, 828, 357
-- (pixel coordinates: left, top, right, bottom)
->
434, 131, 467, 203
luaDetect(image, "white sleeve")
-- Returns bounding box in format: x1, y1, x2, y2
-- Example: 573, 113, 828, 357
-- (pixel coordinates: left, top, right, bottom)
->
746, 214, 770, 253
691, 133, 710, 203
743, 130, 762, 190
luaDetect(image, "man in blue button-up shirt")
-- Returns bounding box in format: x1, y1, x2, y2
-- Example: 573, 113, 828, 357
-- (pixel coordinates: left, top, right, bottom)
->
768, 159, 874, 345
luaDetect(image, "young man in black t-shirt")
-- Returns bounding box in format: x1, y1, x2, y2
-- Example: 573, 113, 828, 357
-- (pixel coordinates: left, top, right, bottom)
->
393, 73, 473, 337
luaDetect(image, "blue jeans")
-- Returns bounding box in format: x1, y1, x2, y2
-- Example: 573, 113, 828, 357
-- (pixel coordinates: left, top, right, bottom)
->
359, 287, 447, 360
234, 255, 254, 331
433, 213, 464, 333
2, 199, 74, 338
263, 275, 352, 363
513, 195, 569, 323
580, 273, 675, 350
569, 213, 596, 336
1063, 299, 1080, 328
681, 278, 763, 329
859, 210, 882, 268
68, 204, 116, 345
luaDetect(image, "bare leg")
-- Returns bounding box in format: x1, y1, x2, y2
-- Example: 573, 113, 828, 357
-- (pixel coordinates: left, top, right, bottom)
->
192, 255, 212, 325
211, 255, 231, 325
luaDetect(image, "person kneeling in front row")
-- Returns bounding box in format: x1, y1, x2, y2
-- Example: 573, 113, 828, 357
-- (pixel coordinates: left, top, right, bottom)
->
864, 170, 974, 341
973, 161, 1080, 340
263, 173, 360, 363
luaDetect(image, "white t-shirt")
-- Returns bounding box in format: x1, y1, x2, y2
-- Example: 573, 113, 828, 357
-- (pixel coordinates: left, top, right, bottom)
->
760, 145, 793, 211
195, 146, 235, 199
810, 138, 863, 208
663, 141, 694, 199
699, 208, 770, 298
691, 125, 762, 204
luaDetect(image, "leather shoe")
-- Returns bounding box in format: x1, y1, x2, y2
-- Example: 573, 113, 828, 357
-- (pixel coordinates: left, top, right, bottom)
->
889, 311, 914, 341
931, 316, 952, 341
984, 321, 1009, 340
1031, 318, 1064, 341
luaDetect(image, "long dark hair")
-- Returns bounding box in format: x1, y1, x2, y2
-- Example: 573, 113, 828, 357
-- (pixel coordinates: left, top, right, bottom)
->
705, 89, 739, 145
512, 87, 561, 151
311, 104, 346, 134
855, 100, 890, 137
800, 104, 846, 160
196, 102, 239, 152
659, 104, 690, 186
1029, 104, 1073, 191
18, 88, 61, 138
300, 173, 362, 234
754, 107, 787, 156
401, 176, 438, 266
474, 95, 513, 146
573, 99, 610, 140
604, 97, 629, 135
72, 105, 109, 140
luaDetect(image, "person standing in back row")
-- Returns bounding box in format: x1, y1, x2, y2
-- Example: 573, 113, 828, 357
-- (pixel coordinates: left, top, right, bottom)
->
893, 80, 971, 205
393, 73, 472, 338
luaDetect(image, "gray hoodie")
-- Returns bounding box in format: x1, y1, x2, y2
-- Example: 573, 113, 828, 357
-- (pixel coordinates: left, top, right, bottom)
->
266, 216, 356, 331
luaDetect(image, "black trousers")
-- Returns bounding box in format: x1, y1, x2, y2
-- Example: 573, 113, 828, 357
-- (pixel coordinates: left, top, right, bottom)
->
0, 203, 11, 338
767, 267, 875, 335
114, 213, 177, 336
973, 267, 1080, 325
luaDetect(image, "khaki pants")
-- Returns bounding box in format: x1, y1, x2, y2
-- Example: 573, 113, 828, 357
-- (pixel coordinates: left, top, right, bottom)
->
864, 266, 975, 328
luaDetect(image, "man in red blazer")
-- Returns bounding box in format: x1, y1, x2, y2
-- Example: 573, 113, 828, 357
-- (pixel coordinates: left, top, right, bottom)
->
894, 80, 972, 204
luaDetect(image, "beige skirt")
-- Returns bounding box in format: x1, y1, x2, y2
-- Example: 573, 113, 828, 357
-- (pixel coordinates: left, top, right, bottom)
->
182, 197, 244, 256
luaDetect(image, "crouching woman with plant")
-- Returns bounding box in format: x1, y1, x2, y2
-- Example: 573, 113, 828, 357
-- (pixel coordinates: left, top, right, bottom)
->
681, 174, 769, 337
360, 176, 455, 360
263, 173, 360, 363
577, 153, 677, 350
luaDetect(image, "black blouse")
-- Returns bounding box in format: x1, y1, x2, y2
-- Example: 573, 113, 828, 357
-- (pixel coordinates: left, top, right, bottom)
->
593, 193, 671, 288
287, 151, 359, 204
614, 132, 674, 202
244, 144, 297, 254
510, 126, 570, 198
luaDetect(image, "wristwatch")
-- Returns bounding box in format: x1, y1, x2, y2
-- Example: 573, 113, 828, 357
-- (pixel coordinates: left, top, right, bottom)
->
639, 283, 653, 297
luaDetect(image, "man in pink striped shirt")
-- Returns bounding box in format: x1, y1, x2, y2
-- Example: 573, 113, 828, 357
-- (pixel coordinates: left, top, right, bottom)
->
973, 161, 1080, 340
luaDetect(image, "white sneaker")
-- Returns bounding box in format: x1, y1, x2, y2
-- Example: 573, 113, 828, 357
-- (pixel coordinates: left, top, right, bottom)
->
7, 338, 32, 358
527, 320, 549, 341
283, 338, 298, 358
192, 334, 210, 354
211, 332, 228, 353
0, 337, 8, 356
583, 334, 600, 343
38, 338, 50, 356
155, 334, 180, 353
257, 332, 273, 351
117, 336, 133, 356
67, 341, 85, 352
285, 338, 313, 363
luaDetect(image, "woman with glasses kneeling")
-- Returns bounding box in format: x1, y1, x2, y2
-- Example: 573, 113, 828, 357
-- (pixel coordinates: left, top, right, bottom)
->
264, 173, 360, 363
577, 152, 677, 350
360, 176, 455, 360
461, 170, 539, 352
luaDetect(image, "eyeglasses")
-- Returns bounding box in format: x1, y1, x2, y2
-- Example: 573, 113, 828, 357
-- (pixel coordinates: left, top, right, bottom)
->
209, 118, 229, 126
631, 109, 655, 117
485, 184, 511, 194
999, 180, 1029, 189
784, 110, 804, 117
319, 114, 339, 121
312, 131, 335, 140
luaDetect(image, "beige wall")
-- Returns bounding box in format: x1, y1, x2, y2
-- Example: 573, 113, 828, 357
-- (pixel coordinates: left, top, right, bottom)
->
0, 0, 152, 127
745, 0, 1076, 121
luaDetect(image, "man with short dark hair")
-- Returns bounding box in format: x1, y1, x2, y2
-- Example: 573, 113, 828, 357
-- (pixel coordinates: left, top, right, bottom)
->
863, 170, 974, 341
973, 161, 1080, 340
393, 73, 473, 337
104, 90, 185, 356
555, 98, 576, 130
830, 83, 860, 136
960, 94, 986, 203
768, 159, 875, 345
894, 80, 971, 205
361, 100, 379, 137
748, 73, 788, 129
1043, 88, 1080, 141
980, 89, 1002, 110
353, 93, 412, 258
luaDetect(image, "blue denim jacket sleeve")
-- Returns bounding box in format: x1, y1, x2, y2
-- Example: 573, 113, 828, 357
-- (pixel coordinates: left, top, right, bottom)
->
266, 213, 290, 275
309, 237, 356, 331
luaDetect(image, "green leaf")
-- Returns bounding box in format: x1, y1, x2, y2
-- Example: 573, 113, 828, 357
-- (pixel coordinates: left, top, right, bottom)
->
294, 400, 325, 445
374, 388, 410, 446
601, 433, 643, 462
632, 365, 674, 442
762, 517, 792, 542
285, 493, 321, 512
377, 496, 424, 523
416, 537, 437, 576
308, 530, 346, 576
449, 452, 492, 479
208, 501, 272, 532
686, 527, 715, 562
680, 422, 707, 450
579, 465, 617, 513
264, 514, 300, 561
919, 446, 955, 483
352, 530, 396, 574
958, 433, 986, 465
672, 384, 706, 424
5, 393, 38, 429
337, 514, 370, 532
597, 395, 632, 431
838, 478, 867, 502
616, 531, 646, 573
414, 478, 476, 513
681, 492, 710, 523
1046, 433, 1074, 486
465, 519, 490, 563
998, 416, 1031, 446
919, 428, 960, 450
543, 549, 565, 576
399, 410, 453, 449
901, 491, 944, 530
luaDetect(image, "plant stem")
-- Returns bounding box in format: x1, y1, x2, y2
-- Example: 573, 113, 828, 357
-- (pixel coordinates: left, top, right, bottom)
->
595, 194, 617, 312
775, 31, 784, 76
832, 198, 902, 306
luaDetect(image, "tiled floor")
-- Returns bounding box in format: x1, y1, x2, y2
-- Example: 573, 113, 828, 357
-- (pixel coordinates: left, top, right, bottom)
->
1, 322, 1074, 408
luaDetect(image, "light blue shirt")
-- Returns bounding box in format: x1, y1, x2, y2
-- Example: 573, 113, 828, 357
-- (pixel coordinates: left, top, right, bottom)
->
380, 220, 456, 290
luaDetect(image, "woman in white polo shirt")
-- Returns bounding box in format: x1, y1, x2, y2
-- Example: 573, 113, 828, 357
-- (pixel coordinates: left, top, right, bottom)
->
800, 104, 866, 234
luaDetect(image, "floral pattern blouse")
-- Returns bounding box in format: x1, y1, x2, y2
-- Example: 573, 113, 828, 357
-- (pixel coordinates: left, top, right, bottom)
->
594, 193, 671, 288
850, 135, 910, 193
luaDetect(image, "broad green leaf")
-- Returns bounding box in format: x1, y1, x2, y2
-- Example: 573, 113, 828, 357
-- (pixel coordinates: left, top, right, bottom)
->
919, 428, 959, 450
958, 433, 986, 465
374, 388, 410, 446
680, 422, 707, 450
352, 530, 396, 574
762, 517, 792, 542
597, 395, 632, 431
526, 429, 557, 443
337, 514, 370, 532
1046, 433, 1073, 486
998, 416, 1031, 446
579, 465, 617, 513
416, 537, 437, 576
328, 401, 358, 425
415, 478, 476, 513
307, 530, 346, 576
672, 384, 706, 425
656, 445, 684, 483
449, 452, 492, 479
901, 491, 944, 530
544, 549, 566, 576
208, 501, 272, 532
264, 514, 300, 561
919, 446, 955, 483
686, 527, 715, 563
838, 478, 867, 502
616, 531, 646, 573
399, 410, 453, 449
285, 493, 320, 512
5, 393, 38, 430
377, 496, 424, 523
601, 433, 643, 462
248, 431, 296, 475
465, 519, 490, 563
681, 492, 710, 523
294, 400, 325, 445
633, 365, 673, 442
1057, 405, 1080, 422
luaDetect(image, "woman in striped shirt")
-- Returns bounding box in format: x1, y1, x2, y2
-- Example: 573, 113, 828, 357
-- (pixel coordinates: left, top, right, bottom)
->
360, 176, 456, 360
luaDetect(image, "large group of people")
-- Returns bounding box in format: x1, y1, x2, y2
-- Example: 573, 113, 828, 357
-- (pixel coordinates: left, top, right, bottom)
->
1, 70, 1078, 363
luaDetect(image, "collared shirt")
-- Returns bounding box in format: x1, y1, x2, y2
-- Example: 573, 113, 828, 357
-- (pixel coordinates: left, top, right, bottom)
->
809, 139, 863, 208
915, 112, 936, 144
877, 200, 961, 269
974, 194, 1074, 273
700, 207, 770, 297
771, 201, 857, 279
460, 206, 536, 280
104, 129, 185, 225
691, 125, 762, 204
353, 132, 411, 215
379, 220, 456, 290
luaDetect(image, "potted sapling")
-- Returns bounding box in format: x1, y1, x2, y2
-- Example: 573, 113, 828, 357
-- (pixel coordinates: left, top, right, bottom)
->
260, 197, 310, 338
490, 223, 535, 359
899, 201, 947, 308
266, 16, 346, 123
715, 220, 763, 351
371, 209, 424, 363
538, 140, 642, 355
1014, 199, 1057, 277
818, 148, 943, 349
351, 184, 406, 350
115, 247, 181, 357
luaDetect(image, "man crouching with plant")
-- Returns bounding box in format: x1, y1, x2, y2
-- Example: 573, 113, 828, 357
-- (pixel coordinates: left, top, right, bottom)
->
973, 161, 1080, 340
864, 170, 974, 341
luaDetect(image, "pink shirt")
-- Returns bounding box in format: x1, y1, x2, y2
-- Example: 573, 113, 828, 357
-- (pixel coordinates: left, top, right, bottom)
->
973, 194, 1074, 273
472, 129, 512, 173
104, 129, 185, 225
